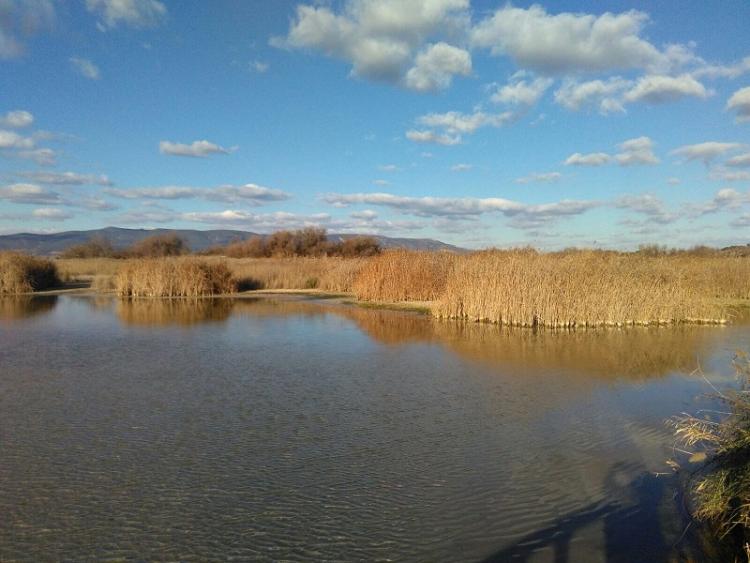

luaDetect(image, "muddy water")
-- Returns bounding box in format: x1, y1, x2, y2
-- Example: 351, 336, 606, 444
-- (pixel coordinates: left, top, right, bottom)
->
1, 295, 747, 562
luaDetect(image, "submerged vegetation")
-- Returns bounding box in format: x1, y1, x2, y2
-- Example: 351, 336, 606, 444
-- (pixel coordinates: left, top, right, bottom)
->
0, 252, 60, 294
670, 354, 750, 556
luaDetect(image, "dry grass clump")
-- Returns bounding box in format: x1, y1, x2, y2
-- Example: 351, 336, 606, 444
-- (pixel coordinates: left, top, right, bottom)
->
674, 256, 750, 301
115, 258, 236, 297
352, 250, 458, 302
0, 252, 60, 294
226, 256, 368, 292
434, 249, 722, 327
670, 354, 750, 553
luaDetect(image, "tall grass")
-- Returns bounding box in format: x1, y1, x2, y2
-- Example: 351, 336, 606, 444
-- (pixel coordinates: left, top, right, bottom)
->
0, 252, 60, 294
352, 250, 457, 302
115, 258, 236, 297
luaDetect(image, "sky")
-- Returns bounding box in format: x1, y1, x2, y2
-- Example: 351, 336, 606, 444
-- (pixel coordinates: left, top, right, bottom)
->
1, 0, 750, 249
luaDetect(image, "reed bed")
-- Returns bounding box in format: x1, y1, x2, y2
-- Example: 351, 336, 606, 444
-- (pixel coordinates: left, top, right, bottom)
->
208, 256, 368, 292
115, 258, 236, 297
0, 252, 60, 294
435, 249, 722, 327
352, 250, 458, 302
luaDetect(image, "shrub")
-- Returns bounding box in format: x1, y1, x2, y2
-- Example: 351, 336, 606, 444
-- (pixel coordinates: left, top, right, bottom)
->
128, 234, 189, 258
60, 236, 116, 259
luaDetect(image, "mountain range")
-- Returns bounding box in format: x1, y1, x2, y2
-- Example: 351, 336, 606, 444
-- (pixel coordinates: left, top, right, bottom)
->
0, 227, 463, 255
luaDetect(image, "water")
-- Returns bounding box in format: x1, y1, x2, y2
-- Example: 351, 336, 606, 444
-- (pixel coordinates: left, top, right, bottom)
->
1, 295, 747, 561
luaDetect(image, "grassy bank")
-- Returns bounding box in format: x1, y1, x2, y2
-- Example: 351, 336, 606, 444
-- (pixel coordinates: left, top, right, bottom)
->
0, 252, 60, 294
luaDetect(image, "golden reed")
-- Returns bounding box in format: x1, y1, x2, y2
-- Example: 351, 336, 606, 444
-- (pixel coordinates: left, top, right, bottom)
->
115, 258, 236, 297
0, 252, 60, 294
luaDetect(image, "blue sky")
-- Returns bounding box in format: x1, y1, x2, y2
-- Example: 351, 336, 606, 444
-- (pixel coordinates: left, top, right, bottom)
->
1, 0, 749, 249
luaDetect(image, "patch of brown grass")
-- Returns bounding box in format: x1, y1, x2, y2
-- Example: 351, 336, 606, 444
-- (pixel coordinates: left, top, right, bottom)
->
115, 258, 236, 297
352, 250, 458, 302
0, 252, 60, 294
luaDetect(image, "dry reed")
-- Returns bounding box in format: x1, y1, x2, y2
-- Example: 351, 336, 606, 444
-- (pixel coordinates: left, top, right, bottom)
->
115, 258, 236, 297
352, 250, 457, 302
0, 252, 60, 294
435, 249, 722, 327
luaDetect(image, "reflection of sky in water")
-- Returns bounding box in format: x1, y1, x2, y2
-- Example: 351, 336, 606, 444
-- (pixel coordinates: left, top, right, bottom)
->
0, 295, 746, 562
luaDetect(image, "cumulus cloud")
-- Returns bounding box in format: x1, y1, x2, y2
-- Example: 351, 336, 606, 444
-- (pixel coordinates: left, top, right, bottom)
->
274, 0, 470, 90
709, 168, 750, 183
727, 86, 750, 123
471, 5, 671, 74
554, 77, 630, 113
0, 183, 63, 204
16, 148, 56, 166
159, 140, 234, 158
404, 42, 471, 92
515, 172, 562, 184
491, 73, 553, 106
564, 152, 611, 167
616, 194, 676, 224
693, 57, 750, 80
0, 110, 33, 128
249, 60, 269, 73
405, 129, 461, 145
614, 136, 659, 166
104, 183, 291, 204
69, 57, 101, 80
86, 0, 167, 29
418, 109, 514, 133
450, 163, 472, 172
18, 171, 113, 186
0, 129, 34, 149
687, 188, 750, 216
0, 0, 55, 59
671, 142, 743, 164
622, 74, 709, 104
378, 164, 399, 172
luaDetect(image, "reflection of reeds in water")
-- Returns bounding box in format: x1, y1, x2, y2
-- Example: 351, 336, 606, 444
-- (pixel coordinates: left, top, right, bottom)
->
231, 296, 719, 381
0, 296, 58, 320
117, 298, 234, 326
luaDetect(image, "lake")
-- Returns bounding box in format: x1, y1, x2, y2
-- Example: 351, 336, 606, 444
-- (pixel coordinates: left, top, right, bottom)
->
1, 295, 747, 561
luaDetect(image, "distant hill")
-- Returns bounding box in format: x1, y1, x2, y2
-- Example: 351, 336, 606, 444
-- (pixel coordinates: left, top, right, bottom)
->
0, 227, 464, 255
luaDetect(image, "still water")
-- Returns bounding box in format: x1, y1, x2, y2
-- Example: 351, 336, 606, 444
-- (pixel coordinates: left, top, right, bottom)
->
1, 295, 748, 561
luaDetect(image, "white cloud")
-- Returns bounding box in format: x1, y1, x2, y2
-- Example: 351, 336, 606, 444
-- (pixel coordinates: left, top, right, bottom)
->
0, 183, 62, 204
404, 42, 471, 92
622, 74, 709, 104
450, 163, 472, 172
105, 183, 290, 204
564, 152, 611, 166
32, 207, 72, 220
0, 129, 34, 149
471, 6, 671, 74
614, 136, 659, 166
726, 152, 750, 168
405, 129, 461, 145
69, 57, 101, 80
667, 177, 681, 185
16, 148, 56, 166
727, 86, 750, 123
687, 188, 750, 216
378, 164, 399, 172
372, 179, 390, 186
18, 171, 113, 186
273, 0, 470, 90
0, 0, 55, 59
554, 77, 630, 113
709, 168, 750, 182
671, 142, 743, 164
249, 60, 269, 73
417, 109, 514, 134
515, 171, 561, 184
616, 194, 676, 223
322, 192, 600, 227
159, 140, 233, 158
693, 57, 750, 79
491, 74, 553, 106
0, 110, 33, 128
86, 0, 167, 29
